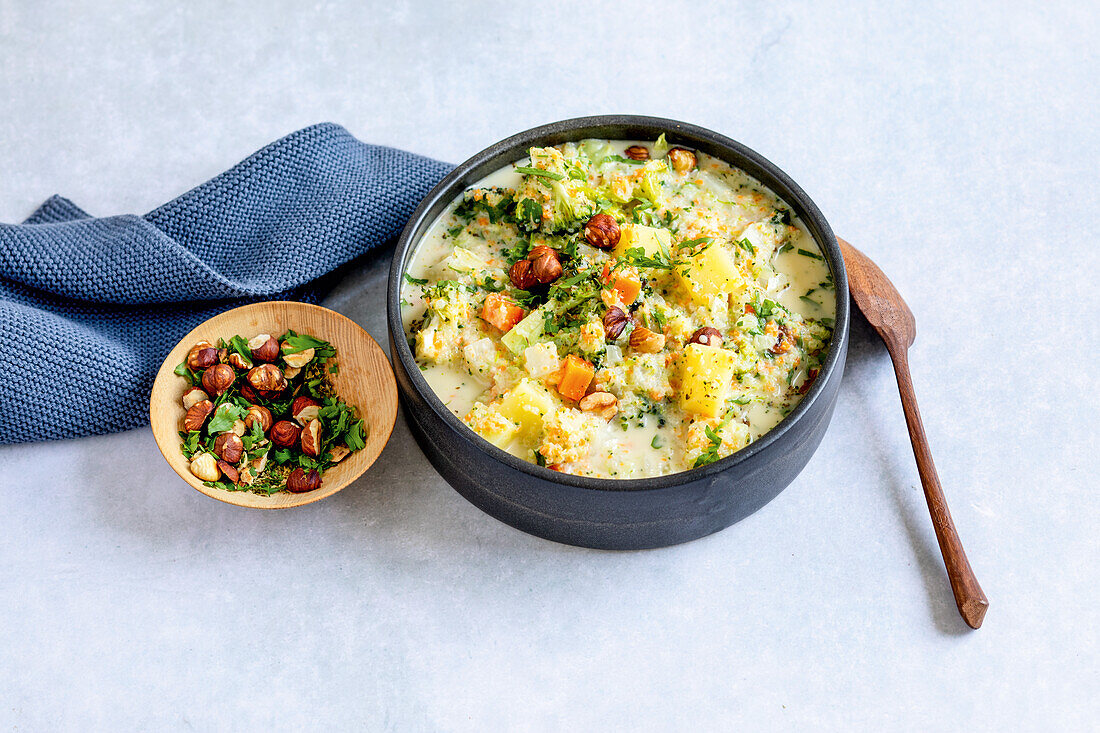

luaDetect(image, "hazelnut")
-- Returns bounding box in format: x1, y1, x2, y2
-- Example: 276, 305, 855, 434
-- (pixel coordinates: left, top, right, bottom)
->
667, 147, 697, 173
217, 348, 229, 364
624, 145, 650, 161
603, 307, 632, 340
189, 453, 220, 482
248, 334, 280, 363
201, 363, 235, 396
300, 419, 323, 457
283, 365, 302, 380
217, 460, 239, 485
584, 214, 620, 250
181, 387, 209, 410
286, 468, 321, 493
629, 325, 666, 353
291, 396, 321, 424
182, 400, 214, 432
688, 327, 723, 348
246, 364, 287, 393
227, 351, 252, 370
798, 367, 820, 395
527, 245, 555, 261
230, 420, 247, 437
186, 342, 218, 371
579, 391, 618, 420
329, 445, 351, 463
509, 258, 538, 290
270, 420, 301, 448
213, 433, 244, 464
239, 382, 261, 404
281, 343, 315, 369
244, 404, 273, 433
529, 249, 563, 284
256, 388, 287, 402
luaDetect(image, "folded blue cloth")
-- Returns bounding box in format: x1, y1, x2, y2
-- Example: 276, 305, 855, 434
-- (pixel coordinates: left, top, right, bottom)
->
0, 123, 452, 444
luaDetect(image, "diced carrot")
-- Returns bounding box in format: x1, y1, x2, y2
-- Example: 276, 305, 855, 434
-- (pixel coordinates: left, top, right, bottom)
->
481, 293, 525, 333
557, 354, 594, 401
601, 264, 642, 305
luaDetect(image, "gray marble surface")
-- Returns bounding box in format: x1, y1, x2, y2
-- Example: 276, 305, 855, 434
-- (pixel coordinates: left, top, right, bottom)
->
1, 1, 1096, 730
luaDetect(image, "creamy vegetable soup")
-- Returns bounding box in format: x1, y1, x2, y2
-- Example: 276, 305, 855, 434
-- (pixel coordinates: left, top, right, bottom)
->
401, 137, 835, 479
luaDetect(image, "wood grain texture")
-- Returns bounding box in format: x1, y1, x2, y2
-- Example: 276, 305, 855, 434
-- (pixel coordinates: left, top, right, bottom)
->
149, 301, 398, 509
839, 238, 989, 629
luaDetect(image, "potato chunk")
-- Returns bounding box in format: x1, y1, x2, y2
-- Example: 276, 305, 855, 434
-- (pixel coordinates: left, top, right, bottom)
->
613, 223, 671, 259
465, 403, 519, 450
675, 242, 745, 304
498, 379, 557, 437
679, 343, 738, 417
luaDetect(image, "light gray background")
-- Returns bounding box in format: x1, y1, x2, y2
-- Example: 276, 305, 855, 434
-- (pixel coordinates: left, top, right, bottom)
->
1, 1, 1096, 730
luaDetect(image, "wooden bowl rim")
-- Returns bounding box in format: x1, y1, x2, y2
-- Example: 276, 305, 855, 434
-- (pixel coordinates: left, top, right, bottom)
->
149, 301, 397, 509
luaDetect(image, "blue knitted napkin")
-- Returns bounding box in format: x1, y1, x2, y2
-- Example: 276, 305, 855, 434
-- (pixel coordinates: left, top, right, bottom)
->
0, 122, 452, 444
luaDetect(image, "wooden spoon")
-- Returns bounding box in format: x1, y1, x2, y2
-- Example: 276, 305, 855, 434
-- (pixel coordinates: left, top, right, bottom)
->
838, 237, 988, 629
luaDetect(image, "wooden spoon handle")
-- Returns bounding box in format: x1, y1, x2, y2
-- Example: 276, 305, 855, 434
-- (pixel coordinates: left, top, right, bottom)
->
886, 345, 989, 629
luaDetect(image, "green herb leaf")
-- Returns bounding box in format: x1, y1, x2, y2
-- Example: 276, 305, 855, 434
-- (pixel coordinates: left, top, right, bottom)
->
517, 198, 542, 228
797, 248, 824, 261
174, 362, 199, 386
403, 273, 429, 286
693, 425, 724, 468
228, 335, 253, 369
515, 166, 565, 181
280, 333, 331, 356
677, 236, 713, 250
601, 155, 645, 166
621, 246, 672, 270
345, 420, 366, 452
207, 403, 244, 434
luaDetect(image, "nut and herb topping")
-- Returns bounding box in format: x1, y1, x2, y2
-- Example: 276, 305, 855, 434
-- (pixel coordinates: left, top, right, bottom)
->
174, 330, 368, 495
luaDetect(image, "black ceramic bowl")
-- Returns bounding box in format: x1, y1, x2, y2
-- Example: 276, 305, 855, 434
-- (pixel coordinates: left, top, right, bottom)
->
387, 115, 849, 550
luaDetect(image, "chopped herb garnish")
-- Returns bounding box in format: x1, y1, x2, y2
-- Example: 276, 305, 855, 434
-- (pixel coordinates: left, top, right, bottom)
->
514, 166, 565, 181
693, 425, 723, 468
601, 154, 645, 166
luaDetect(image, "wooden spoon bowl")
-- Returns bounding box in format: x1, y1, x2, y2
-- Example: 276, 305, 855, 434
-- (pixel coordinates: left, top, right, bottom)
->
149, 301, 397, 509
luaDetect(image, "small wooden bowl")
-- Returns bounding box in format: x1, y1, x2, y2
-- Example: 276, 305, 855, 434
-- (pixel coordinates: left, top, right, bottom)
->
149, 301, 397, 508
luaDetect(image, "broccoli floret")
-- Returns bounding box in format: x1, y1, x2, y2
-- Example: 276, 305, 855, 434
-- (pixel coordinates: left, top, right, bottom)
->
513, 146, 595, 234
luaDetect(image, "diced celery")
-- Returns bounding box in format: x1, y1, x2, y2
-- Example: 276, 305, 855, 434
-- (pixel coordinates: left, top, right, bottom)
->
501, 307, 546, 355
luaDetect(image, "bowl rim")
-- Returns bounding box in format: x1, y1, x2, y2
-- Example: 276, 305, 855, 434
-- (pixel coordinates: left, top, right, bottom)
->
388, 114, 848, 492
149, 300, 398, 508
